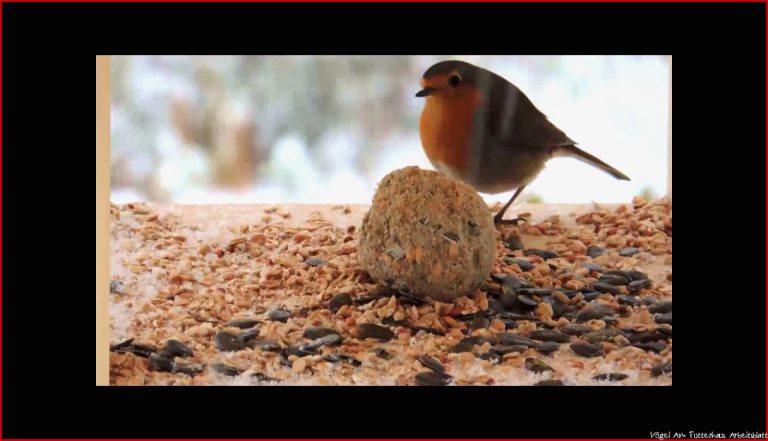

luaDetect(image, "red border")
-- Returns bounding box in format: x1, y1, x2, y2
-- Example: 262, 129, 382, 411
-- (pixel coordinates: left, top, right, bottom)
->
0, 0, 761, 440
2, 0, 766, 2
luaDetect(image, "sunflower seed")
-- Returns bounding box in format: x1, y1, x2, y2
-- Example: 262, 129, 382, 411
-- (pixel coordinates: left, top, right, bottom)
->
619, 247, 640, 257
357, 323, 395, 341
586, 246, 606, 258
593, 373, 628, 381
529, 330, 570, 343
328, 293, 353, 313
650, 362, 672, 377
418, 355, 445, 373
323, 354, 362, 366
161, 339, 194, 358
267, 308, 292, 322
211, 363, 242, 376
525, 357, 554, 373
415, 371, 452, 386
225, 319, 259, 329
523, 249, 559, 259
570, 341, 604, 357
148, 354, 174, 372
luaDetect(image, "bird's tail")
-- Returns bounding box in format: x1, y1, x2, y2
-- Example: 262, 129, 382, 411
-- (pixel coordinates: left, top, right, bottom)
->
552, 145, 630, 181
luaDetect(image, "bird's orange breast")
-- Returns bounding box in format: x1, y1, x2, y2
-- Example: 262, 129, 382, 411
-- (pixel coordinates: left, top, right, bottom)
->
419, 89, 483, 176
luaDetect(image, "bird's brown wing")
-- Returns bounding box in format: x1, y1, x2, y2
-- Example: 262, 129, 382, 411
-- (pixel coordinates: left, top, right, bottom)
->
477, 72, 576, 151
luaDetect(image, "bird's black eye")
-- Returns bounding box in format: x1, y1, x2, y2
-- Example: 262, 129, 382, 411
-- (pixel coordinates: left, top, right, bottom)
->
448, 74, 461, 87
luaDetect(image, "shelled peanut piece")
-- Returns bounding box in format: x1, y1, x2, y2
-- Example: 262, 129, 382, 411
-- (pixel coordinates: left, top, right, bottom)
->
108, 196, 671, 386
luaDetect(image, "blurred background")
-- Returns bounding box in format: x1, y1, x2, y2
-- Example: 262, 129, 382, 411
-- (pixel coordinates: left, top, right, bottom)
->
111, 55, 671, 205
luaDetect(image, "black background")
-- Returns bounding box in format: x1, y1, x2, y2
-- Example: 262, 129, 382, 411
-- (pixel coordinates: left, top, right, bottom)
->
3, 1, 766, 438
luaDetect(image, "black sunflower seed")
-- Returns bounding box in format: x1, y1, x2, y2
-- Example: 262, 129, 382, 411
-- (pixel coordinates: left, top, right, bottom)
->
535, 341, 560, 354
302, 333, 343, 350
172, 362, 205, 376
529, 330, 570, 343
654, 312, 672, 325
570, 341, 604, 357
504, 236, 524, 250
583, 263, 604, 273
518, 288, 553, 297
499, 334, 537, 347
593, 373, 628, 382
409, 325, 446, 336
251, 372, 282, 382
534, 379, 564, 386
650, 362, 672, 377
283, 345, 315, 358
492, 344, 528, 355
586, 246, 606, 258
110, 280, 126, 295
353, 292, 389, 305
489, 298, 507, 313
451, 336, 499, 352
225, 318, 259, 329
456, 311, 493, 321
562, 324, 592, 335
303, 327, 341, 339
215, 331, 246, 352
391, 289, 426, 305
648, 302, 672, 314
161, 339, 194, 358
418, 355, 445, 373
504, 258, 533, 271
582, 291, 601, 301
148, 354, 174, 372
110, 338, 135, 352
625, 270, 649, 281
623, 330, 656, 344
267, 308, 292, 322
628, 279, 653, 293
241, 328, 261, 342
498, 312, 539, 322
323, 354, 362, 366
523, 249, 559, 259
470, 316, 490, 330
357, 323, 395, 341
415, 371, 452, 386
619, 247, 640, 257
591, 283, 622, 295
211, 363, 242, 376
500, 275, 524, 289
598, 275, 630, 286
583, 329, 619, 344
477, 351, 502, 362
576, 305, 613, 321
525, 357, 554, 373
328, 293, 353, 313
617, 295, 641, 307
631, 341, 667, 353
375, 348, 392, 360
305, 257, 326, 267
248, 339, 281, 352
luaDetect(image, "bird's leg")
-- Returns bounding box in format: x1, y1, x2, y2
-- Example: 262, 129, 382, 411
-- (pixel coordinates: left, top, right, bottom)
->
493, 186, 527, 226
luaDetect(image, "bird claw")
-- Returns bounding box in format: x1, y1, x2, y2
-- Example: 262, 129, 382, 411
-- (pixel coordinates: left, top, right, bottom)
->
494, 216, 528, 227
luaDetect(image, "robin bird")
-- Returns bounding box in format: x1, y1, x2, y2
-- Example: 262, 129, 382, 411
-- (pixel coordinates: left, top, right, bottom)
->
416, 60, 630, 226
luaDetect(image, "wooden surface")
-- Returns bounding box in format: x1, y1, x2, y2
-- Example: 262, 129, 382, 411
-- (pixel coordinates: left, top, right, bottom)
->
96, 56, 110, 386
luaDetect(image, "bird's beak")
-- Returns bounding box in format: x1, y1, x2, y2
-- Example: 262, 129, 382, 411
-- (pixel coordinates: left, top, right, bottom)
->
415, 87, 436, 97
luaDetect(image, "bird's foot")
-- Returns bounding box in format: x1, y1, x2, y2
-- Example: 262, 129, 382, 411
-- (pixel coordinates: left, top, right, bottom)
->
493, 216, 528, 227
